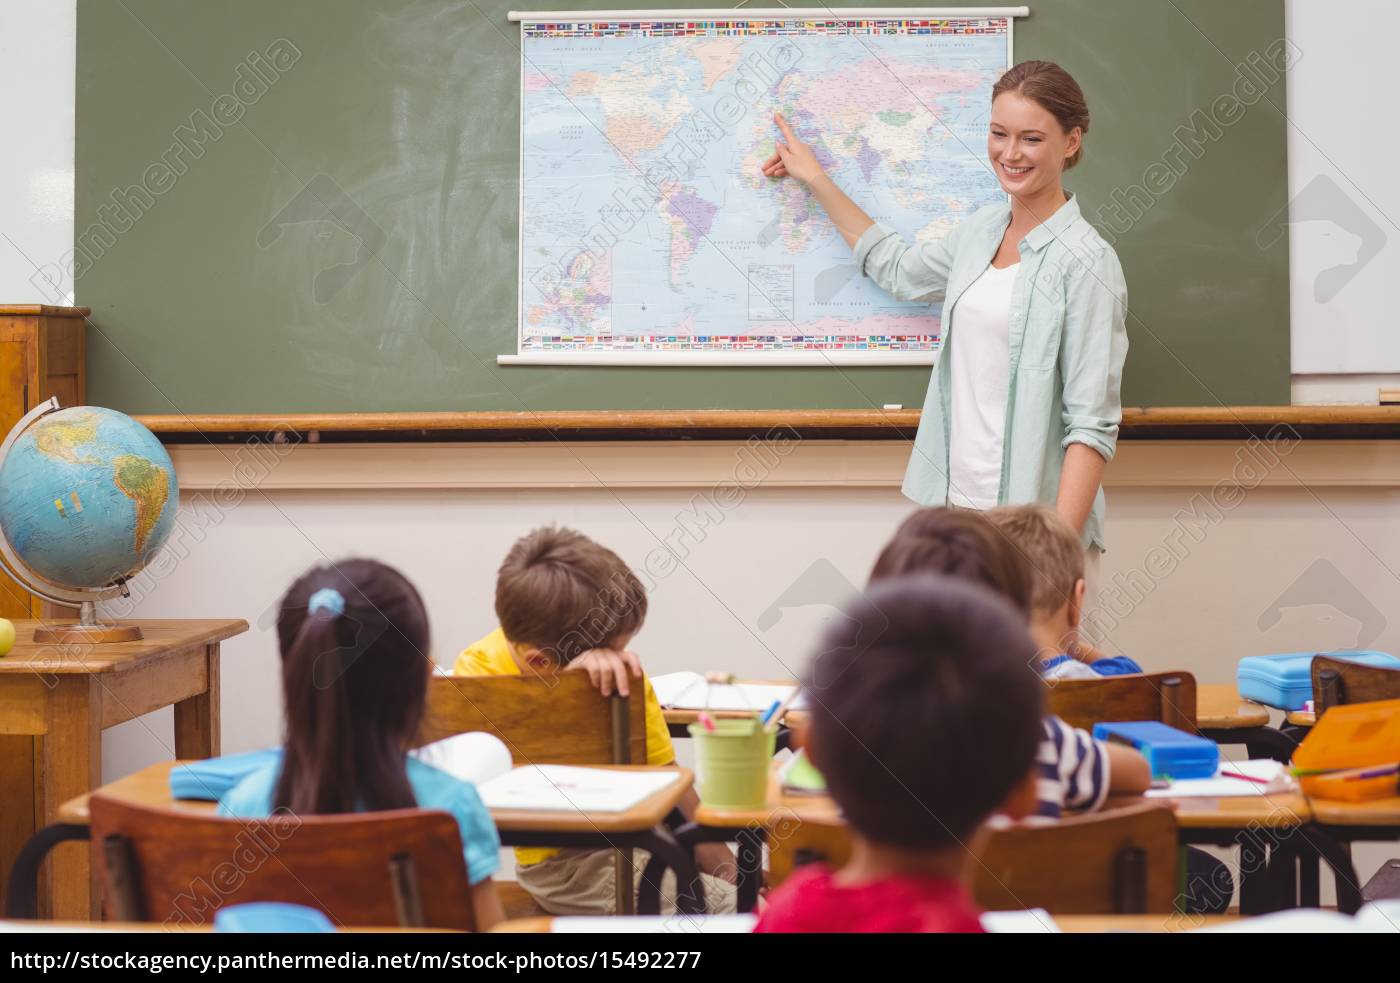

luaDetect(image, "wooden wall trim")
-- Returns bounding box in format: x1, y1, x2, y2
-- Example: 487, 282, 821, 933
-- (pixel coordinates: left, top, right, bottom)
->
133, 406, 1400, 444
165, 439, 1400, 493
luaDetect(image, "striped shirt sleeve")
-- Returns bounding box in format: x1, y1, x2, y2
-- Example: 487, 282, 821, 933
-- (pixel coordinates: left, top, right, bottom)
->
1036, 715, 1110, 818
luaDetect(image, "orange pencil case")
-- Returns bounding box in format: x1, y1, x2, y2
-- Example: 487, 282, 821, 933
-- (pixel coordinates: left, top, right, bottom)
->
1300, 765, 1400, 802
1292, 698, 1400, 802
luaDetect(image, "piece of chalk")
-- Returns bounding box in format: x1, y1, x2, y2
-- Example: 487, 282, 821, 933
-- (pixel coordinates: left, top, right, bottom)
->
883, 404, 903, 410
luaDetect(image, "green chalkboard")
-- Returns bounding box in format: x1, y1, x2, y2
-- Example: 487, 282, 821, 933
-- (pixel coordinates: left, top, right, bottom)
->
75, 0, 1289, 413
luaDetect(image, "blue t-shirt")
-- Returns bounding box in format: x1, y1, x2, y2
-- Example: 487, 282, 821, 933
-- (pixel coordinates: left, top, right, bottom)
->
217, 751, 500, 885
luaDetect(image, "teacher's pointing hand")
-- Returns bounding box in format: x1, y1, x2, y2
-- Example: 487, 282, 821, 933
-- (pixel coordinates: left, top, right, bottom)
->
761, 112, 825, 185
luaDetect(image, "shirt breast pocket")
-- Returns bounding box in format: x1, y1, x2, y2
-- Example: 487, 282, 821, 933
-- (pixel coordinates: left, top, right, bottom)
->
1018, 305, 1065, 373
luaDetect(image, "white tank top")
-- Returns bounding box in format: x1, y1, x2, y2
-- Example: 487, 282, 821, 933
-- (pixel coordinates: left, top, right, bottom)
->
947, 261, 1019, 510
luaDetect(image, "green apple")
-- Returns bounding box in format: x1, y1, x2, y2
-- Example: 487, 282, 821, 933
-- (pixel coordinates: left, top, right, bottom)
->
0, 618, 13, 657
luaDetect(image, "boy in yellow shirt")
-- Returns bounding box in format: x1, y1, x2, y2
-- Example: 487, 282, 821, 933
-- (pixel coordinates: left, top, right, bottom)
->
455, 526, 737, 915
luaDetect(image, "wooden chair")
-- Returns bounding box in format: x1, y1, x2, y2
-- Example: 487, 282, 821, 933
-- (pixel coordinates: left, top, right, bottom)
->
767, 804, 1179, 916
416, 673, 645, 764
1045, 672, 1197, 732
89, 795, 481, 929
1311, 656, 1400, 903
972, 803, 1179, 914
766, 819, 853, 888
1312, 655, 1400, 716
417, 673, 649, 914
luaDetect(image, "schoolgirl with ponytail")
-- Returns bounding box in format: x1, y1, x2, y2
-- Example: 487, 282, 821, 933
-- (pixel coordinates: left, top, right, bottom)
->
219, 558, 503, 929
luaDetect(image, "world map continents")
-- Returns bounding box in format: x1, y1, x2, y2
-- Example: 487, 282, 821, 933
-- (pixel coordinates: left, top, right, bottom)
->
518, 17, 1012, 358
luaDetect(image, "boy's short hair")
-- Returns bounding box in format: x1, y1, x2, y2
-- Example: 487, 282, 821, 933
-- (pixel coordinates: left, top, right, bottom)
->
495, 526, 647, 664
986, 504, 1084, 617
806, 576, 1043, 850
868, 507, 1033, 616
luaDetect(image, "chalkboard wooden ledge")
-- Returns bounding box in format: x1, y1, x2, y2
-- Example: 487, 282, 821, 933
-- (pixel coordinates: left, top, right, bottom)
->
130, 407, 1400, 444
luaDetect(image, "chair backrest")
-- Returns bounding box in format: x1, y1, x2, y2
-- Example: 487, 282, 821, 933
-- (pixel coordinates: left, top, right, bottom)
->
89, 795, 477, 929
1045, 672, 1197, 732
766, 803, 1178, 916
972, 803, 1179, 914
1312, 656, 1400, 716
416, 672, 646, 765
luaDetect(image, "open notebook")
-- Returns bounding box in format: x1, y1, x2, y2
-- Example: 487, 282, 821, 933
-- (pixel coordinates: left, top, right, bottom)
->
650, 671, 806, 714
414, 733, 677, 813
476, 765, 678, 813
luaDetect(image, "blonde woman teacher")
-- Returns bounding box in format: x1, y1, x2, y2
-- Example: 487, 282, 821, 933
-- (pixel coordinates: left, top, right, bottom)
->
763, 60, 1128, 573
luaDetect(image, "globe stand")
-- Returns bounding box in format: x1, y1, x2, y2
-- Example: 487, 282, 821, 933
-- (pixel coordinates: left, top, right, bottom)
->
32, 601, 143, 644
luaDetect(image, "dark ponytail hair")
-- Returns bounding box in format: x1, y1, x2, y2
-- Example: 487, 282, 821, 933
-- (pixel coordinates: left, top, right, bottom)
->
272, 558, 431, 815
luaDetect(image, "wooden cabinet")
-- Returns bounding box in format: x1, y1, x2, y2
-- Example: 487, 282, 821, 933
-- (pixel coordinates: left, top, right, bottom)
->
0, 305, 88, 620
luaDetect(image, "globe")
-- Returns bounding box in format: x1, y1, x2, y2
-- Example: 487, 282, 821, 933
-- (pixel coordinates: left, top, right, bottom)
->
0, 404, 178, 596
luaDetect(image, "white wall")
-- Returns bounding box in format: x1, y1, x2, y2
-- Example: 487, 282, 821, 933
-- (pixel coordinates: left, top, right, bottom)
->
1286, 0, 1400, 392
0, 0, 75, 302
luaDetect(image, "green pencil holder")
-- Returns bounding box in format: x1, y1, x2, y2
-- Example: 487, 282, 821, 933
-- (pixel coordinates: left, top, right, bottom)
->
688, 718, 776, 810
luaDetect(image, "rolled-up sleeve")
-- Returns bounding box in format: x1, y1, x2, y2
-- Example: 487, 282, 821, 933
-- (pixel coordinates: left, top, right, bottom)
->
1059, 245, 1129, 462
851, 220, 959, 304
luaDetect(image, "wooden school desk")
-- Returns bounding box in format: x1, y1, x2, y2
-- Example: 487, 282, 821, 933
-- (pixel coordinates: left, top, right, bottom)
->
8, 760, 701, 919
1188, 684, 1303, 761
661, 762, 1322, 916
0, 619, 246, 920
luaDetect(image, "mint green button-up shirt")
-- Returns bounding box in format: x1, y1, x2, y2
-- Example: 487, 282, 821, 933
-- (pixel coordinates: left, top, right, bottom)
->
854, 193, 1128, 550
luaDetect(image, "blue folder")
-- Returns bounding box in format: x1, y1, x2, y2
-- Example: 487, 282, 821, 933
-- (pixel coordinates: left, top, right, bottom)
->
169, 748, 281, 801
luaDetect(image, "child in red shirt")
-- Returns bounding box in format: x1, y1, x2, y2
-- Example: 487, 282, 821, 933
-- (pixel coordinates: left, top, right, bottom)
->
755, 576, 1042, 933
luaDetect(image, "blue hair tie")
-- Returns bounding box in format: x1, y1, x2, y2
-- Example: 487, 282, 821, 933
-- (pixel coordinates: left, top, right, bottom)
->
308, 587, 346, 618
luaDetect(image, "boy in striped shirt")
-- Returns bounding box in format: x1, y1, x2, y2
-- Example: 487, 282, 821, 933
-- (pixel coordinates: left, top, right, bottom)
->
867, 507, 1149, 818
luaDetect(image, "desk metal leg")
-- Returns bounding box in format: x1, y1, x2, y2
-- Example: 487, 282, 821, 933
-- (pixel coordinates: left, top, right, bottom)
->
1297, 843, 1321, 908
1238, 837, 1271, 915
735, 828, 765, 913
1299, 825, 1363, 915
640, 822, 762, 915
503, 826, 705, 918
5, 824, 92, 920
633, 826, 705, 916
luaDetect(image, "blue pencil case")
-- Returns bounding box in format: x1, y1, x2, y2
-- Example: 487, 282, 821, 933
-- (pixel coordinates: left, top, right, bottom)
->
1091, 721, 1219, 780
1236, 651, 1400, 711
170, 748, 282, 801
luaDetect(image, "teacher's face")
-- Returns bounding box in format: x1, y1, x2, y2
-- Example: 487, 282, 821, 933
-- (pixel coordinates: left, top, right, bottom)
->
988, 92, 1081, 199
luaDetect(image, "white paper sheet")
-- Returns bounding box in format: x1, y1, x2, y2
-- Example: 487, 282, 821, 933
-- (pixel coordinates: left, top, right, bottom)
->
478, 764, 679, 813
1145, 759, 1295, 798
410, 732, 513, 786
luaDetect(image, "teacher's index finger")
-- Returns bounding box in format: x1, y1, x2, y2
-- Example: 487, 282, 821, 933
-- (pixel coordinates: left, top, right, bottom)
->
774, 111, 799, 143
